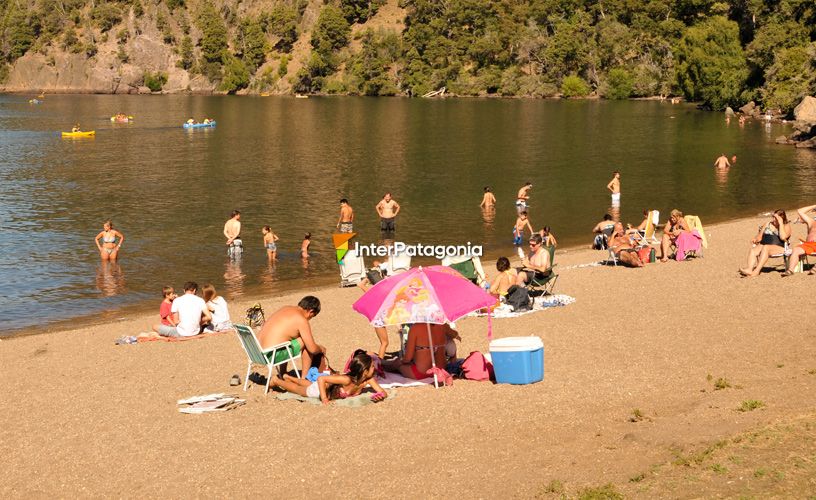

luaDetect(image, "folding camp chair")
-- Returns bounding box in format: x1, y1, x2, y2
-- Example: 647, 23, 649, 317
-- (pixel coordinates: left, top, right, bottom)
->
441, 254, 487, 286
339, 248, 366, 287
683, 215, 708, 258
636, 210, 660, 244
234, 324, 301, 394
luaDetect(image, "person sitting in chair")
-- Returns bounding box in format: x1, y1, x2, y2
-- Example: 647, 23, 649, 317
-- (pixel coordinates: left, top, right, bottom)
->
659, 209, 692, 262
608, 223, 645, 267
592, 214, 615, 249
782, 204, 816, 277
516, 234, 551, 286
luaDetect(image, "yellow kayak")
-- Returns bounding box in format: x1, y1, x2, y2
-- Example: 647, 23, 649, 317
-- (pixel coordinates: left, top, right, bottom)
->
62, 130, 95, 137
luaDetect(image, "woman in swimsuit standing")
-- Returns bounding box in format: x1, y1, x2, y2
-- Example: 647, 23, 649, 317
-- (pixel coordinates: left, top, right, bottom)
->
94, 220, 124, 261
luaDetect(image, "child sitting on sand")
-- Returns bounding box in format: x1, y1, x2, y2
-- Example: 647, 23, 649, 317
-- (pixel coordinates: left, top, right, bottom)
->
140, 286, 177, 338
202, 284, 232, 332
272, 350, 387, 404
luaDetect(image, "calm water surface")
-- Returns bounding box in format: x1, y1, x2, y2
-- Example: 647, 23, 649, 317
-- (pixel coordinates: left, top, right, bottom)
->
1, 95, 815, 333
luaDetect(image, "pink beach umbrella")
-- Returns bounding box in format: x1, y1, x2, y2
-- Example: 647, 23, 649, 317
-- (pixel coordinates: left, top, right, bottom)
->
352, 265, 496, 387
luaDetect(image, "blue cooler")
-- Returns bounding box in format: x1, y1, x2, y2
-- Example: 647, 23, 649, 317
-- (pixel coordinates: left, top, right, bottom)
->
489, 336, 544, 384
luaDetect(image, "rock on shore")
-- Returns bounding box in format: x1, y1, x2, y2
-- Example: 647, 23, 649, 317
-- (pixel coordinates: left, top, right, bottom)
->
775, 96, 816, 149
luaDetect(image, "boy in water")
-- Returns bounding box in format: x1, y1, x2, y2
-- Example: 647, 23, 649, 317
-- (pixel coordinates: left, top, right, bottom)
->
607, 171, 621, 203
480, 187, 496, 208
513, 211, 534, 245
516, 182, 532, 211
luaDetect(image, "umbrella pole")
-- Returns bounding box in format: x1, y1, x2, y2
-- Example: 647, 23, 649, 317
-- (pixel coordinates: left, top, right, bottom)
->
427, 323, 439, 388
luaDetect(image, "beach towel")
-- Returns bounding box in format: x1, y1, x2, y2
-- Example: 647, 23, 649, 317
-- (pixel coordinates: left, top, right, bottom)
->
675, 230, 702, 261
274, 389, 396, 407
376, 372, 435, 388
470, 294, 576, 318
133, 330, 233, 343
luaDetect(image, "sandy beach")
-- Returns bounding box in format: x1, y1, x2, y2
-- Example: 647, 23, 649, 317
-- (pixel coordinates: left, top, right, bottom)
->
3, 213, 816, 498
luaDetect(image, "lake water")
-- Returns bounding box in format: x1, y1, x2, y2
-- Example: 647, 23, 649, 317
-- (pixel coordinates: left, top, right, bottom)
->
1, 95, 815, 334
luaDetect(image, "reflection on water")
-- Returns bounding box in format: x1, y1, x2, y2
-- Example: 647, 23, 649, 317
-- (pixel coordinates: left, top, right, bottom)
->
95, 261, 126, 297
1, 95, 816, 333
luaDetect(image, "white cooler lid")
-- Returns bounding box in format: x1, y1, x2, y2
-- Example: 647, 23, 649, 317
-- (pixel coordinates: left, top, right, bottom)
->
489, 336, 544, 352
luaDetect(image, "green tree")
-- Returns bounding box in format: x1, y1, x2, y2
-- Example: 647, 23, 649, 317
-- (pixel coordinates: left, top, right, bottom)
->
311, 5, 350, 55
675, 16, 749, 110
220, 56, 250, 93
561, 75, 590, 97
340, 0, 384, 24
761, 44, 816, 114
605, 68, 634, 99
261, 6, 298, 52
144, 71, 168, 91
91, 3, 123, 32
235, 18, 268, 72
348, 29, 399, 95
6, 9, 36, 61
178, 35, 194, 70
196, 1, 228, 65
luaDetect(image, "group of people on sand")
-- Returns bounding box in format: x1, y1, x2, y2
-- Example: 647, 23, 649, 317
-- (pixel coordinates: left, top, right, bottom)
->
139, 281, 232, 340
740, 204, 816, 278
250, 295, 463, 403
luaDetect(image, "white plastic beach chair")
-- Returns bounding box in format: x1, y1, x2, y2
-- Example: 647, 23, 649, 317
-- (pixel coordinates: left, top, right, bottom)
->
234, 324, 301, 394
386, 251, 411, 275
635, 210, 660, 244
339, 248, 366, 287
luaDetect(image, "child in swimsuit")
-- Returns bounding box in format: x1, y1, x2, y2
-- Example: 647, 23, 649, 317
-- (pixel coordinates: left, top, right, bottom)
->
301, 232, 311, 259
262, 226, 279, 261
271, 350, 387, 404
513, 212, 533, 245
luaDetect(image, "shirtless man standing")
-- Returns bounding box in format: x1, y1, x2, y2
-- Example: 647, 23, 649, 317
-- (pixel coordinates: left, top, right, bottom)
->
714, 154, 731, 169
257, 296, 327, 375
376, 192, 400, 232
607, 171, 621, 204
516, 182, 532, 212
224, 210, 242, 257
782, 204, 816, 277
337, 199, 354, 233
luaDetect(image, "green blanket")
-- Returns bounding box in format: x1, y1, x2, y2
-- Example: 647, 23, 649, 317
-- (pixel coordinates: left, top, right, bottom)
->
274, 389, 396, 408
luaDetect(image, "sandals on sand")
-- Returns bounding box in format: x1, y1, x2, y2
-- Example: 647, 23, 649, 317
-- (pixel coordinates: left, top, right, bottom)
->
780, 270, 794, 277
229, 375, 241, 386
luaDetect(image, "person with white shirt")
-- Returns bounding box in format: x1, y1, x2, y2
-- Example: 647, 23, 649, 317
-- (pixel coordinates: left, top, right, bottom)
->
202, 283, 232, 332
170, 282, 211, 337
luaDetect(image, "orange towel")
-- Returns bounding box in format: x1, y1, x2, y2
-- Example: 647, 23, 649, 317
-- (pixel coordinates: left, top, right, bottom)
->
799, 241, 816, 255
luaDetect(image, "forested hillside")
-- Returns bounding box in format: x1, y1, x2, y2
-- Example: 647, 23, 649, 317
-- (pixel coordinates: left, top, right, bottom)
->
1, 0, 814, 112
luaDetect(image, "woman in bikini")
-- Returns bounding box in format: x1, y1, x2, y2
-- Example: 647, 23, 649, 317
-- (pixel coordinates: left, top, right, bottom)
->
489, 257, 518, 298
383, 323, 452, 380
262, 226, 279, 261
272, 349, 387, 404
94, 220, 124, 261
739, 210, 790, 277
658, 209, 690, 262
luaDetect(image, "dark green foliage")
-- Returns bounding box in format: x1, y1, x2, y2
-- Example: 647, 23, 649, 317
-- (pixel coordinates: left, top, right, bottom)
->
261, 6, 298, 52
605, 68, 633, 99
117, 44, 129, 63
761, 44, 816, 114
132, 0, 144, 18
675, 16, 748, 110
340, 0, 384, 24
116, 29, 129, 44
91, 3, 123, 32
165, 0, 184, 11
311, 5, 350, 55
5, 9, 36, 61
278, 54, 289, 78
62, 29, 84, 54
156, 10, 174, 44
348, 29, 399, 95
196, 0, 227, 64
177, 35, 194, 70
144, 71, 168, 91
220, 55, 250, 92
235, 17, 268, 72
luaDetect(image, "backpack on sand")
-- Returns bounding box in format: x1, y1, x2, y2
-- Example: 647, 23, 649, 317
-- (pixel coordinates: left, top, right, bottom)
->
505, 285, 531, 311
461, 351, 494, 381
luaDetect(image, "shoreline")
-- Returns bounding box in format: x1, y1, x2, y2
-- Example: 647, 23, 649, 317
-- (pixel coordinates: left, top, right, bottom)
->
3, 211, 816, 497
2, 210, 778, 342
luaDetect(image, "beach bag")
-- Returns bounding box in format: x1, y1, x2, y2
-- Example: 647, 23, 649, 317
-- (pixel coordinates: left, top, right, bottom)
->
366, 267, 385, 285
505, 285, 531, 311
461, 351, 494, 381
245, 303, 265, 328
637, 246, 651, 265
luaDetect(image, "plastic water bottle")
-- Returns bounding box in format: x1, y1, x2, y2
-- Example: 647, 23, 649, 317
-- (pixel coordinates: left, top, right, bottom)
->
517, 247, 525, 259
